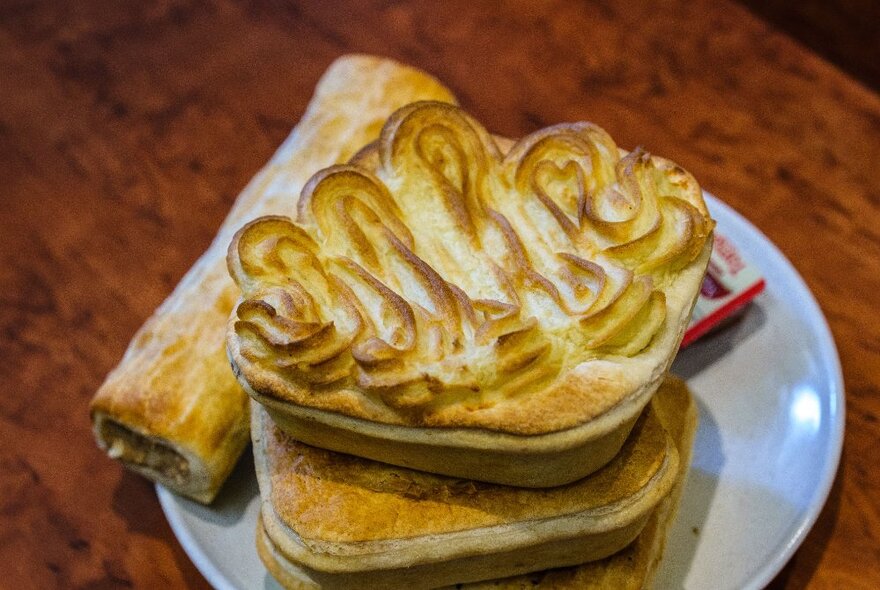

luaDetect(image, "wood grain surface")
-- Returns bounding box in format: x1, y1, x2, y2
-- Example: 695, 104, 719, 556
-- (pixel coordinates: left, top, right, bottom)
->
740, 0, 880, 91
1, 1, 878, 588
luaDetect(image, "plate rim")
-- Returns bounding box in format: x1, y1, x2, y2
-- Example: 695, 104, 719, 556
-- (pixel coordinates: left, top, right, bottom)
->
701, 195, 845, 590
159, 487, 241, 590
158, 192, 846, 590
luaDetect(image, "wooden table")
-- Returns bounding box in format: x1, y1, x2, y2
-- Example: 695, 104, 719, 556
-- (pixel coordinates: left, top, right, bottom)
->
2, 1, 878, 588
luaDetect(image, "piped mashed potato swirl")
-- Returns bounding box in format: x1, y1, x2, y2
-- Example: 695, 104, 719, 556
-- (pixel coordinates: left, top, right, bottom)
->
227, 101, 713, 431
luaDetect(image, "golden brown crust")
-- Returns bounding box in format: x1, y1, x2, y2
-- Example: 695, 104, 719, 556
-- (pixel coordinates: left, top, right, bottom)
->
89, 54, 458, 502
259, 403, 669, 544
464, 375, 699, 590
254, 376, 697, 589
228, 102, 713, 435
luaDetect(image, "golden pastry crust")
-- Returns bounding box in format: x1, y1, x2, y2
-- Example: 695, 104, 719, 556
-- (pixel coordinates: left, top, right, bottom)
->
259, 400, 670, 545
228, 102, 713, 435
464, 375, 699, 590
253, 376, 696, 589
89, 55, 458, 503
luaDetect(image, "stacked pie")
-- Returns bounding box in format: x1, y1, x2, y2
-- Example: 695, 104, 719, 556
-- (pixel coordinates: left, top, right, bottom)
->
226, 101, 713, 588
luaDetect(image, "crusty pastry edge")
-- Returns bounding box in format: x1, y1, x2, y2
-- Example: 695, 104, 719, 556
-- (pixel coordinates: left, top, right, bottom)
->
251, 400, 679, 577
91, 411, 232, 504
254, 376, 698, 590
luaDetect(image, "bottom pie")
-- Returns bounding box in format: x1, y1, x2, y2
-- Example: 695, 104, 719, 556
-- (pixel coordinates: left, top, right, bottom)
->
251, 375, 696, 589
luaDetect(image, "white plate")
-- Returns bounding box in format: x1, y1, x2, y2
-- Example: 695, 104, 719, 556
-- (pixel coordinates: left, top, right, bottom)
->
158, 193, 845, 590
